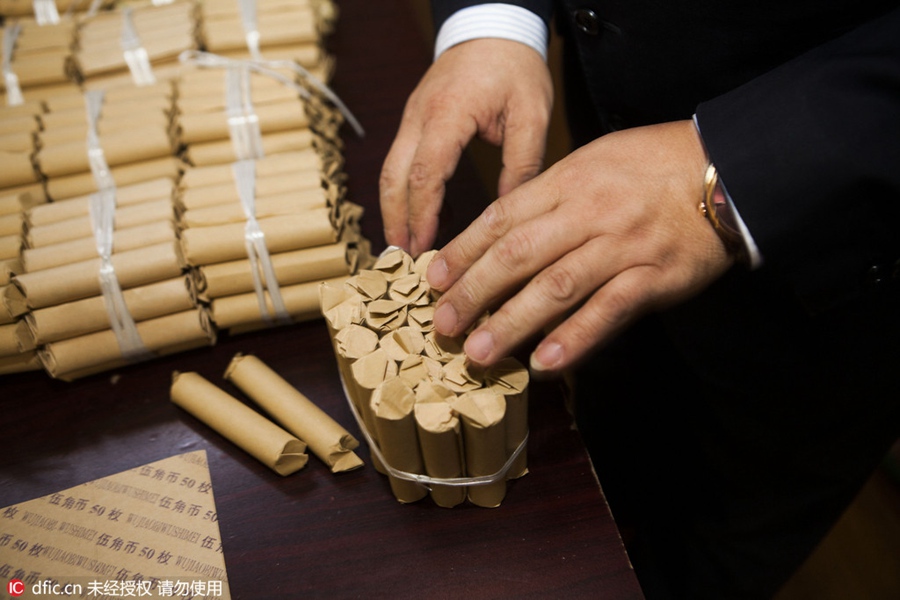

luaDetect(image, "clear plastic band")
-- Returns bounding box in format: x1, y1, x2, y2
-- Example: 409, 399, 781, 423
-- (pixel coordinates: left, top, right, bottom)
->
232, 159, 291, 325
121, 7, 156, 86
338, 365, 528, 490
84, 90, 116, 191
225, 64, 265, 160
237, 0, 262, 60
89, 189, 153, 363
179, 49, 364, 138
33, 0, 60, 25
2, 24, 24, 107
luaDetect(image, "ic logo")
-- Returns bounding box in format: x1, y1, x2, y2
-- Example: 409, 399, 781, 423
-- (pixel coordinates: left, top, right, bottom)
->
7, 579, 24, 597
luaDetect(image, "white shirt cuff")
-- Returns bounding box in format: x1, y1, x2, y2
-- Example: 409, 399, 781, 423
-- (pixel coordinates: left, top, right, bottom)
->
434, 4, 549, 62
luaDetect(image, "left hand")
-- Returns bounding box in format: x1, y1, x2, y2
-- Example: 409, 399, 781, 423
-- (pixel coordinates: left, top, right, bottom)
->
425, 120, 735, 373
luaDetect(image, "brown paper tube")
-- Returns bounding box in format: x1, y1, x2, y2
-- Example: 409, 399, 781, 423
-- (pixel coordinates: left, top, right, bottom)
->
28, 178, 175, 227
225, 353, 363, 473
46, 156, 183, 201
219, 44, 326, 73
185, 129, 315, 167
198, 242, 350, 299
27, 275, 195, 344
27, 198, 173, 248
24, 220, 176, 272
331, 323, 379, 434
378, 327, 426, 362
78, 32, 195, 78
0, 213, 22, 237
13, 240, 184, 309
371, 376, 428, 503
170, 371, 308, 476
179, 171, 324, 211
209, 276, 344, 330
40, 308, 214, 380
204, 10, 318, 51
0, 151, 39, 188
6, 51, 70, 88
0, 113, 39, 135
180, 150, 323, 189
0, 191, 37, 216
180, 209, 337, 266
40, 113, 172, 147
414, 382, 467, 508
1, 260, 21, 290
40, 94, 172, 131
179, 100, 309, 145
319, 281, 364, 334
451, 389, 508, 508
0, 350, 41, 375
180, 190, 329, 228
372, 247, 414, 280
0, 320, 34, 355
2, 283, 25, 320
0, 100, 43, 119
0, 130, 34, 153
178, 66, 297, 102
38, 125, 174, 178
486, 358, 530, 480
0, 234, 20, 261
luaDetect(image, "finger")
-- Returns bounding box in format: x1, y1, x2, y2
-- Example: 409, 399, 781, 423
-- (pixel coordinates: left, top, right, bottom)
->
462, 236, 612, 365
497, 108, 549, 197
432, 195, 584, 339
530, 265, 662, 373
405, 113, 475, 256
379, 129, 421, 251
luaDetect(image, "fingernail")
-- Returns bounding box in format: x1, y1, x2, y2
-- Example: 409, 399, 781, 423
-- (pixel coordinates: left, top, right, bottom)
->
426, 255, 450, 290
465, 329, 494, 363
530, 341, 564, 372
432, 302, 458, 335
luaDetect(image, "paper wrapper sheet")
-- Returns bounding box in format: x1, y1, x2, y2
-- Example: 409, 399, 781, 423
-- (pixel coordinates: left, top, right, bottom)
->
28, 177, 175, 227
27, 198, 173, 248
46, 156, 183, 201
171, 372, 308, 476
414, 383, 467, 508
178, 171, 325, 211
224, 353, 362, 473
42, 308, 214, 381
185, 129, 315, 167
0, 319, 34, 356
179, 149, 326, 189
0, 349, 41, 374
179, 100, 309, 145
451, 389, 508, 508
0, 150, 40, 188
37, 124, 175, 178
179, 189, 329, 228
27, 275, 195, 344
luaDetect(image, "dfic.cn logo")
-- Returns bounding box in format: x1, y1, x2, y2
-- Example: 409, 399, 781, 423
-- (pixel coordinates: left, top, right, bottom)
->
7, 579, 24, 597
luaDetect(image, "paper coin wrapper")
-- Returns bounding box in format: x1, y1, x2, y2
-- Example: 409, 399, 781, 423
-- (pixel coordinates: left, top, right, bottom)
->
171, 371, 309, 476
0, 450, 232, 599
224, 354, 362, 472
319, 247, 530, 507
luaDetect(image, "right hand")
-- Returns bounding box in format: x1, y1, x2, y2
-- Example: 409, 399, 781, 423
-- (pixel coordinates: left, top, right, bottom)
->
379, 38, 553, 256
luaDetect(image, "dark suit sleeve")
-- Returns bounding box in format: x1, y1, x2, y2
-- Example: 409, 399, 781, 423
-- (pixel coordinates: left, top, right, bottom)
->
430, 1, 554, 29
696, 6, 900, 313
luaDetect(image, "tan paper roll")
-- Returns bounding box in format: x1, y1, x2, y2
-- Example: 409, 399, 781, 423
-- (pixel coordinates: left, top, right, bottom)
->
46, 157, 183, 201
209, 276, 344, 331
0, 350, 41, 375
27, 198, 173, 248
40, 113, 171, 147
41, 308, 214, 380
170, 371, 308, 476
0, 234, 20, 261
28, 178, 175, 227
4, 51, 70, 89
13, 241, 184, 309
40, 94, 172, 131
371, 376, 428, 503
186, 129, 315, 167
0, 130, 34, 153
37, 125, 174, 178
180, 209, 337, 266
179, 100, 309, 145
24, 220, 176, 272
451, 389, 508, 508
180, 149, 324, 189
204, 10, 318, 51
0, 151, 39, 188
1, 259, 22, 289
0, 213, 22, 237
198, 242, 350, 299
27, 275, 195, 344
179, 171, 325, 211
180, 190, 329, 228
349, 348, 398, 475
225, 353, 363, 473
415, 382, 466, 508
0, 320, 34, 356
487, 358, 530, 479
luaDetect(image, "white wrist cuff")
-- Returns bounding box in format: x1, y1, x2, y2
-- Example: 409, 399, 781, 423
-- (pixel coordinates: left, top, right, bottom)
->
434, 4, 549, 62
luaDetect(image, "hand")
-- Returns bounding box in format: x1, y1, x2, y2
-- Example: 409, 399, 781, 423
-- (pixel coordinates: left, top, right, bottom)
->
425, 120, 735, 373
380, 38, 553, 256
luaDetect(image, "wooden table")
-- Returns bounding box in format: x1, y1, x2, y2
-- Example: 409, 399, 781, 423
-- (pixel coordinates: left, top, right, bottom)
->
0, 1, 644, 597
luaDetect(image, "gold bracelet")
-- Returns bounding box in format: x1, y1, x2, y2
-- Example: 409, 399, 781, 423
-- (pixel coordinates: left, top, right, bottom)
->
698, 163, 749, 265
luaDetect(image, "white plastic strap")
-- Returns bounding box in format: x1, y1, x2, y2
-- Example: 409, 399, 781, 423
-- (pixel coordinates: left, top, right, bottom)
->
225, 65, 264, 160
2, 24, 23, 107
84, 90, 116, 191
89, 189, 153, 363
236, 0, 262, 60
232, 159, 291, 325
33, 0, 60, 25
179, 49, 364, 138
121, 7, 156, 86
